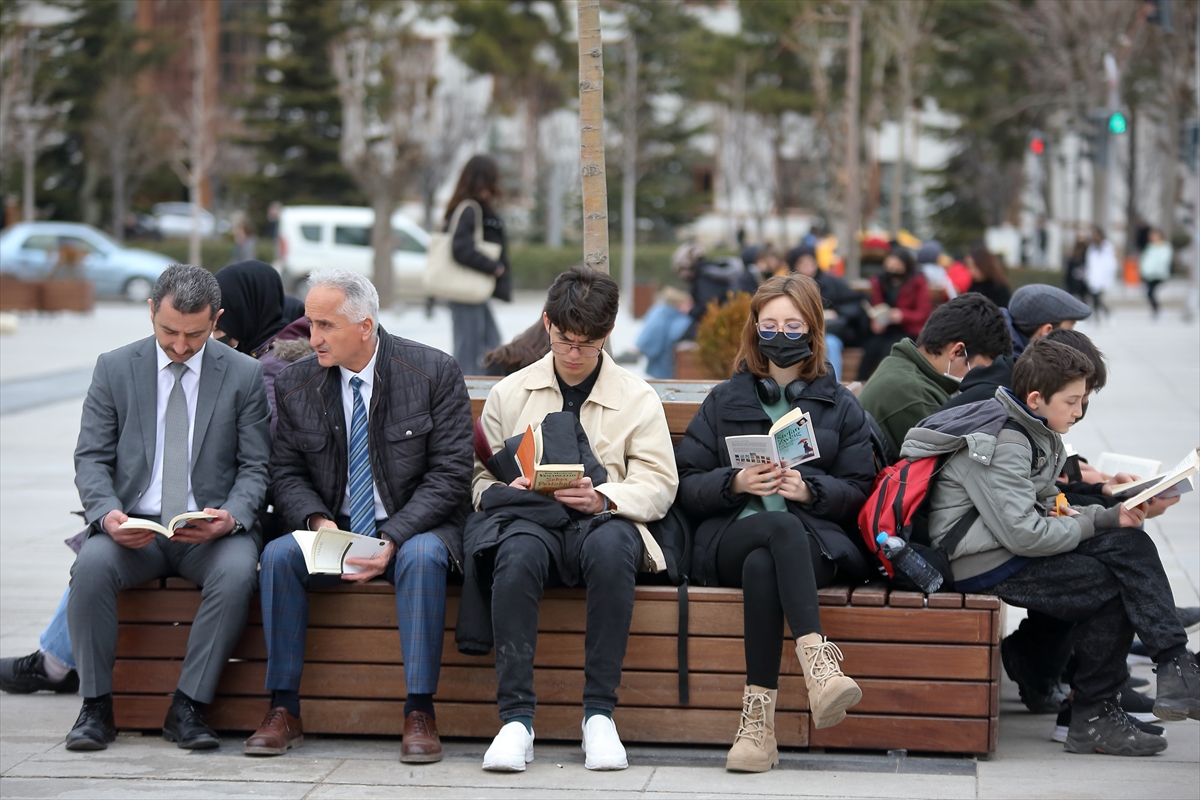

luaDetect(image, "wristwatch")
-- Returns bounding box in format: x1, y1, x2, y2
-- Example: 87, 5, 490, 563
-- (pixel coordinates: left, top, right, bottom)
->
230, 519, 245, 536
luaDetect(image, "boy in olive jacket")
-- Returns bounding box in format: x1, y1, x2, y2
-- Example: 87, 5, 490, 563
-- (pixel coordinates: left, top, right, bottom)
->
899, 339, 1197, 756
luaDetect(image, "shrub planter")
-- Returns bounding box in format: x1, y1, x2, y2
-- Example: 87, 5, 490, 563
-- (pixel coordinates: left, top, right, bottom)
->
633, 283, 658, 319
41, 280, 95, 312
0, 276, 42, 311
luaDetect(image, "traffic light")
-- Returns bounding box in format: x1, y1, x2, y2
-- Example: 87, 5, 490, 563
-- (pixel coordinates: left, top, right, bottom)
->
1108, 111, 1128, 135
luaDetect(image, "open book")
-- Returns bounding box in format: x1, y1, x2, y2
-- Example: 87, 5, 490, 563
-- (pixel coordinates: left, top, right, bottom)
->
725, 406, 821, 469
118, 512, 214, 538
290, 528, 390, 575
1115, 447, 1200, 510
516, 424, 585, 493
1095, 452, 1162, 479
861, 301, 892, 322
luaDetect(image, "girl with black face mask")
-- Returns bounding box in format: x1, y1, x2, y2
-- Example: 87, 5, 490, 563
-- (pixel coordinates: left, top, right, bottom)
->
674, 276, 879, 773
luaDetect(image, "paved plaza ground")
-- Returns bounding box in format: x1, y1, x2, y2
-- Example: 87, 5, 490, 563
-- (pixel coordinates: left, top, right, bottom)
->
0, 283, 1197, 798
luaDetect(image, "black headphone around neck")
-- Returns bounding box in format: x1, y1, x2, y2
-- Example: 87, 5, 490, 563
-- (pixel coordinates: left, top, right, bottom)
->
755, 376, 808, 406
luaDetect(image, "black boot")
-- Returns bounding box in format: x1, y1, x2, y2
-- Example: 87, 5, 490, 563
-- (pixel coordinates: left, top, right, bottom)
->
162, 692, 220, 750
65, 696, 118, 752
1153, 652, 1200, 722
0, 650, 79, 694
1064, 699, 1167, 756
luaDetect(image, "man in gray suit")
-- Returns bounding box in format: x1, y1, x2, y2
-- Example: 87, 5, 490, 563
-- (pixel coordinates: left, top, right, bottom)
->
66, 264, 271, 752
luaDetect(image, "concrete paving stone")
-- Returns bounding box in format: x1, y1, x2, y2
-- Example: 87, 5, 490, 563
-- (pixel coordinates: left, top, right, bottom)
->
308, 787, 652, 800
975, 772, 1199, 800
321, 756, 657, 791
0, 777, 315, 799
642, 764, 977, 798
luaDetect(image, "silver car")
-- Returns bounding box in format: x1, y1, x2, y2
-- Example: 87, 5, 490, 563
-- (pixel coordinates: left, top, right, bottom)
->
0, 222, 175, 302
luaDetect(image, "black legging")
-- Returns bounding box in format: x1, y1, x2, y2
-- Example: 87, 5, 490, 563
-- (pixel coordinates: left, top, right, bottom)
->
716, 511, 837, 689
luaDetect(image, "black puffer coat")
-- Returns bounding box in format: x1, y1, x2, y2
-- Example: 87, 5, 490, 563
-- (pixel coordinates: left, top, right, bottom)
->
270, 327, 473, 564
675, 369, 877, 584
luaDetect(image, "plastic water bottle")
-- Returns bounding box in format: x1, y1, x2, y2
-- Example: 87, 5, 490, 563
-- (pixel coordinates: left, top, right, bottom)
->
876, 532, 943, 593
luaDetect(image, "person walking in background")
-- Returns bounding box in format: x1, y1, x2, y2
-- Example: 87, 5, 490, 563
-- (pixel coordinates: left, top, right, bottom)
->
1064, 236, 1089, 302
1139, 228, 1173, 319
965, 244, 1012, 309
630, 287, 694, 379
1085, 227, 1117, 321
445, 155, 511, 375
786, 244, 866, 381
858, 248, 931, 380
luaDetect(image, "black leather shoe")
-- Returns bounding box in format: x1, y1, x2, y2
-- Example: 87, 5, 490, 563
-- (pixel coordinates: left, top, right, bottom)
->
163, 695, 220, 750
0, 650, 80, 694
65, 697, 117, 751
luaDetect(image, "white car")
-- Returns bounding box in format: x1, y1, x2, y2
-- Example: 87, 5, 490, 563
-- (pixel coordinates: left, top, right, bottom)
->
275, 206, 430, 299
151, 202, 227, 239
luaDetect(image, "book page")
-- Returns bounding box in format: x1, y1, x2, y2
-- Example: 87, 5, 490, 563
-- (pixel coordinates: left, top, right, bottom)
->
767, 406, 806, 436
725, 435, 779, 468
1094, 452, 1162, 479
531, 464, 585, 493
291, 528, 390, 574
773, 412, 821, 468
118, 518, 171, 537
1122, 447, 1200, 510
168, 512, 215, 531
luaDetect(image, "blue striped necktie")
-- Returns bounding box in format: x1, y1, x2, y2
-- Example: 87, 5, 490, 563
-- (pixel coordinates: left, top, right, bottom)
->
347, 376, 376, 537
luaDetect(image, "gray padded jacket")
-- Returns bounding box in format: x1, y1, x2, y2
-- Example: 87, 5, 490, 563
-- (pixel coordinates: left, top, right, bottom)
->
898, 388, 1120, 583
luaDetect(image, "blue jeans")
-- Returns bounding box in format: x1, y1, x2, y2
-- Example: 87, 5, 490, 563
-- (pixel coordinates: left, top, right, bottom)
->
825, 333, 844, 382
260, 531, 450, 695
39, 587, 76, 670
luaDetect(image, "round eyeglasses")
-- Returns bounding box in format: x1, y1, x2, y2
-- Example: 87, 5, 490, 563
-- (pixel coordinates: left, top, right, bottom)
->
756, 322, 808, 340
550, 340, 603, 358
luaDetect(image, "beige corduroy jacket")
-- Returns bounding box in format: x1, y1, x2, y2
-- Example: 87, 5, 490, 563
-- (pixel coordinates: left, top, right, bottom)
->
472, 352, 679, 572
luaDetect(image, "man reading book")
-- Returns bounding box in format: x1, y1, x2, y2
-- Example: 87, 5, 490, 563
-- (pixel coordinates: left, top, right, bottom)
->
468, 266, 678, 772
250, 269, 472, 763
65, 265, 271, 752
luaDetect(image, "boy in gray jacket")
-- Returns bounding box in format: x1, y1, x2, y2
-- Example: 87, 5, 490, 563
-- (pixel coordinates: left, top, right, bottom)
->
900, 338, 1197, 756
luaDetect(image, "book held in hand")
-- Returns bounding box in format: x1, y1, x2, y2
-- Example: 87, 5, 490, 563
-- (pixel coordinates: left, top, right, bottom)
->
516, 424, 585, 493
118, 512, 214, 538
1115, 446, 1200, 510
725, 406, 821, 470
290, 528, 390, 575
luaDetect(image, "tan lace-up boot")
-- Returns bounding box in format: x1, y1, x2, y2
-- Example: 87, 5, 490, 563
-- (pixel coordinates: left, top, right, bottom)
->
797, 633, 862, 729
725, 685, 779, 772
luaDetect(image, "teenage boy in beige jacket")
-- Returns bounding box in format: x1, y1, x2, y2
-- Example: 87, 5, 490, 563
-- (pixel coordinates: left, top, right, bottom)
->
472, 266, 678, 773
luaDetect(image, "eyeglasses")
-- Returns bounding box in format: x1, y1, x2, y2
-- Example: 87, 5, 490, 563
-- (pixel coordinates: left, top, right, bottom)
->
550, 339, 603, 358
756, 321, 809, 340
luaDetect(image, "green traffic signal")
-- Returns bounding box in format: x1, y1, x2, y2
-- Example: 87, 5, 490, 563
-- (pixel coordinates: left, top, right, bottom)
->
1108, 112, 1127, 135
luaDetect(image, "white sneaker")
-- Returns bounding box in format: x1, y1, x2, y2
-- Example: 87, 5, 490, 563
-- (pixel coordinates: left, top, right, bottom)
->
482, 721, 534, 772
581, 715, 628, 770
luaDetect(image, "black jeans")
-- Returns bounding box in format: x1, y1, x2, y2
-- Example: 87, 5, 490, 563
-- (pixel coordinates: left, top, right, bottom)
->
1145, 279, 1163, 315
490, 520, 642, 721
717, 512, 835, 689
986, 529, 1187, 705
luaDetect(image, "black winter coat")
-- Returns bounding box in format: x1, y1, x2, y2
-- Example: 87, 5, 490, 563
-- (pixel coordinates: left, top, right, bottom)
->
675, 369, 877, 585
813, 269, 867, 346
270, 328, 474, 565
450, 204, 512, 302
939, 355, 1015, 412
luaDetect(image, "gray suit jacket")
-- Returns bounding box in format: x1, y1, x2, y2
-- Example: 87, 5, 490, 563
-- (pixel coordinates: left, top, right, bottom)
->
74, 336, 272, 549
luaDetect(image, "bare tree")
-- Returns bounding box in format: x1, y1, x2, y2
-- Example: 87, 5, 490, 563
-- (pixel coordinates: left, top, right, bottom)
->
417, 66, 489, 232
87, 74, 165, 241
163, 10, 219, 267
8, 29, 64, 223
577, 0, 608, 273
330, 1, 431, 305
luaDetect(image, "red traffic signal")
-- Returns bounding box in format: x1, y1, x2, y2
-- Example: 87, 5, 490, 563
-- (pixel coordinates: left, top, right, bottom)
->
1030, 137, 1045, 155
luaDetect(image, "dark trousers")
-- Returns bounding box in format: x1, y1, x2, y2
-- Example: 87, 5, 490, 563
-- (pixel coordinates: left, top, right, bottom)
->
1145, 280, 1163, 315
985, 530, 1187, 705
859, 328, 908, 381
490, 520, 642, 721
717, 512, 834, 689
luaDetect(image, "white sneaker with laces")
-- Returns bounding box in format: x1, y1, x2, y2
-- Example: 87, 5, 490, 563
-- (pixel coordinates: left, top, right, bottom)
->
482, 721, 535, 772
581, 715, 628, 770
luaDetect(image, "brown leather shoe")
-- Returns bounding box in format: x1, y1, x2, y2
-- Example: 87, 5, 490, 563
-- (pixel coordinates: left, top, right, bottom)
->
400, 710, 443, 763
244, 707, 303, 756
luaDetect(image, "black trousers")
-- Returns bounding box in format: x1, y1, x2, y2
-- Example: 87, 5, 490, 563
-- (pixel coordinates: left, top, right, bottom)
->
490, 520, 642, 721
1145, 280, 1163, 315
717, 512, 835, 689
858, 328, 908, 381
985, 530, 1187, 705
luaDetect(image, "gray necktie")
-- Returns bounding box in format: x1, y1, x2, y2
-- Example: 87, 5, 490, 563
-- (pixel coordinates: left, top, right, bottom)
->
160, 361, 190, 524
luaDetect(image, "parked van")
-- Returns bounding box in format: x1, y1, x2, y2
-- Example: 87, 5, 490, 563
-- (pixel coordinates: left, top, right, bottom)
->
275, 206, 430, 298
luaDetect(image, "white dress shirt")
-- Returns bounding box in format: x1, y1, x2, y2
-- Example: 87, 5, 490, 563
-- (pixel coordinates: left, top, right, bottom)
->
130, 343, 204, 517
338, 339, 386, 521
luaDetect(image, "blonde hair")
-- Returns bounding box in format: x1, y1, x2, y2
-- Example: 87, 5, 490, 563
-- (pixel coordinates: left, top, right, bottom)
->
734, 275, 828, 382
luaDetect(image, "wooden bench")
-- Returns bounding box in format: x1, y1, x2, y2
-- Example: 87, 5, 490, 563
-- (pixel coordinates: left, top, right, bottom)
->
111, 378, 1002, 755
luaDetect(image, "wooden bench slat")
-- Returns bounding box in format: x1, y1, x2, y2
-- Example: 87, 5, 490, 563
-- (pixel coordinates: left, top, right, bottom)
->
850, 584, 888, 606
926, 593, 964, 609
808, 713, 990, 754
113, 694, 811, 747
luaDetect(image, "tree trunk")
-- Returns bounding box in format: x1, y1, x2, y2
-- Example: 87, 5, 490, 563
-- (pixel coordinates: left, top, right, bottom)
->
621, 35, 637, 303
890, 54, 911, 237
22, 115, 34, 222
843, 1, 863, 280
189, 170, 202, 267
188, 10, 205, 268
111, 146, 127, 242
774, 123, 787, 246
81, 160, 101, 228
576, 0, 609, 273
547, 162, 564, 247
522, 95, 539, 209
371, 190, 396, 308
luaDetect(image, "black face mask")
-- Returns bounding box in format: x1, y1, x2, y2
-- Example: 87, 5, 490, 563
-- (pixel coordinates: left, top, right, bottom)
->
757, 332, 813, 368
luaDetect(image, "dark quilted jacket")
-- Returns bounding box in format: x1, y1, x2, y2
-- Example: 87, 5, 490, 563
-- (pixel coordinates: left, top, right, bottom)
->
270, 328, 473, 565
674, 369, 878, 584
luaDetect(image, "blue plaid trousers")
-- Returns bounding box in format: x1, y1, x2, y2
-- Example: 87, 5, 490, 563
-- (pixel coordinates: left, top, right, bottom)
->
260, 531, 450, 694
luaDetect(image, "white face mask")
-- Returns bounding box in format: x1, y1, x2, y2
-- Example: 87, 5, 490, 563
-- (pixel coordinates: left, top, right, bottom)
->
944, 347, 968, 383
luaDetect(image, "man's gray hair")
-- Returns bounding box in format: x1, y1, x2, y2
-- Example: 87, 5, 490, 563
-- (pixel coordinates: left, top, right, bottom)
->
308, 268, 379, 327
152, 264, 222, 319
